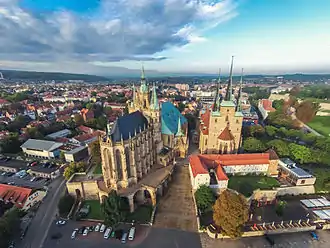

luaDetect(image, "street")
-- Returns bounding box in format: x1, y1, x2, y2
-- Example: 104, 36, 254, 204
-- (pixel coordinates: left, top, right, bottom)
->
19, 177, 66, 248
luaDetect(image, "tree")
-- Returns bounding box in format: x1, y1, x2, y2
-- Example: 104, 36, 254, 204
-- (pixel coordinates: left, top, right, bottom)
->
0, 133, 22, 153
63, 162, 86, 180
91, 92, 97, 97
58, 194, 75, 216
272, 99, 284, 110
265, 125, 278, 137
295, 101, 320, 123
267, 140, 290, 157
288, 143, 312, 164
243, 137, 266, 152
213, 190, 249, 238
90, 141, 101, 166
275, 200, 287, 216
101, 190, 128, 226
177, 102, 185, 113
59, 151, 65, 162
0, 208, 21, 248
195, 185, 216, 214
249, 125, 265, 138
74, 114, 84, 126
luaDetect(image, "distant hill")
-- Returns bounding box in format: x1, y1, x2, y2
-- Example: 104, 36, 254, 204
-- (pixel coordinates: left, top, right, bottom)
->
0, 69, 108, 82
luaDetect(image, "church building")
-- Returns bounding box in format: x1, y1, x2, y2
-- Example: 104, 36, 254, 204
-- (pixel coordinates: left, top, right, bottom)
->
199, 57, 244, 154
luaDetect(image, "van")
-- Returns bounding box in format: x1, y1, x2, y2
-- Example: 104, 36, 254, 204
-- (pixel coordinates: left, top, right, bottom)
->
121, 232, 128, 244
100, 224, 106, 233
104, 227, 112, 239
128, 227, 135, 241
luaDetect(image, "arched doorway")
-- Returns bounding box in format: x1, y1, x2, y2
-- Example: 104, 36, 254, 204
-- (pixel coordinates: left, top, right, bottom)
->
133, 188, 154, 207
115, 149, 123, 181
75, 189, 81, 200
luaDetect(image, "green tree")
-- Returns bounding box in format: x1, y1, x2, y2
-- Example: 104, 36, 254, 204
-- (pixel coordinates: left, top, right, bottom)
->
267, 140, 290, 157
59, 151, 65, 162
0, 133, 22, 153
272, 99, 284, 110
275, 200, 287, 216
265, 125, 278, 137
288, 143, 312, 164
195, 185, 216, 214
101, 190, 128, 226
58, 194, 75, 216
86, 103, 93, 109
91, 92, 97, 97
74, 114, 84, 126
243, 137, 266, 152
249, 125, 265, 138
0, 208, 21, 248
63, 162, 86, 180
96, 116, 107, 130
90, 141, 101, 166
213, 190, 249, 238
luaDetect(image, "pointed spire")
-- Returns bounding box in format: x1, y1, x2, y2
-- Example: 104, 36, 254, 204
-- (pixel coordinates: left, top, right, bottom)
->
213, 68, 221, 112
141, 63, 145, 80
176, 117, 183, 136
237, 68, 244, 112
150, 83, 159, 111
140, 63, 148, 93
225, 56, 234, 101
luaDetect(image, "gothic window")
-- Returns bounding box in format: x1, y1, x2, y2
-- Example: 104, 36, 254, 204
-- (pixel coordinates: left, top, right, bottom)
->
224, 144, 228, 154
225, 115, 229, 122
144, 99, 147, 108
115, 149, 123, 181
215, 118, 217, 123
125, 147, 131, 178
236, 119, 239, 124
104, 149, 113, 179
205, 139, 208, 146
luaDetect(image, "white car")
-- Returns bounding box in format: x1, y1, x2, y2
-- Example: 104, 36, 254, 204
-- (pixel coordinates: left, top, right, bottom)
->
128, 227, 136, 241
30, 177, 36, 182
83, 228, 89, 236
56, 220, 66, 225
100, 224, 106, 233
95, 223, 101, 232
71, 230, 77, 239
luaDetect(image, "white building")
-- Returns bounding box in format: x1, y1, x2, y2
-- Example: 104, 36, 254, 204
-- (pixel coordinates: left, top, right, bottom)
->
258, 99, 276, 120
46, 129, 72, 139
20, 139, 63, 159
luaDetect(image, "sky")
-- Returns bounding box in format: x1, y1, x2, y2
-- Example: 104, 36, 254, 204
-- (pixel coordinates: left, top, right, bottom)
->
0, 0, 330, 76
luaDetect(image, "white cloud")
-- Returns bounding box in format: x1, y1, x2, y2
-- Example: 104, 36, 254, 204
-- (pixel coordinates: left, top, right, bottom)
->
0, 0, 238, 67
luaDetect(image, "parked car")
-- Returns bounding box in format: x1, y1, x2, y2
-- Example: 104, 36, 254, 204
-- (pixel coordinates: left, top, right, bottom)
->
8, 182, 15, 185
128, 227, 136, 241
95, 223, 101, 232
56, 220, 66, 226
311, 231, 319, 241
100, 224, 106, 233
89, 226, 94, 232
30, 177, 37, 182
4, 157, 11, 162
7, 172, 15, 177
71, 229, 78, 239
121, 232, 128, 244
83, 227, 89, 236
104, 227, 112, 239
30, 162, 38, 167
1, 171, 6, 176
78, 227, 84, 235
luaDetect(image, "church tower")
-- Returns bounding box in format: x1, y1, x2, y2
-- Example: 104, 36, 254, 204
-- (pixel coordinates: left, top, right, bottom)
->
199, 56, 244, 154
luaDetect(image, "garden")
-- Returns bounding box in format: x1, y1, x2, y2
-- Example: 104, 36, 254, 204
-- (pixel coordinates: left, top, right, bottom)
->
307, 116, 330, 137
228, 176, 280, 197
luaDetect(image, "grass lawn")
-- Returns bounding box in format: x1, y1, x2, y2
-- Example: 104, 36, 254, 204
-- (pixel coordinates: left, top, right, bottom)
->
126, 205, 153, 224
228, 176, 280, 197
93, 164, 103, 175
84, 200, 104, 220
307, 116, 330, 136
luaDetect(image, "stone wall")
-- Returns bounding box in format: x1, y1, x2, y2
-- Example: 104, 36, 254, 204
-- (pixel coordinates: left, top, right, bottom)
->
276, 185, 315, 196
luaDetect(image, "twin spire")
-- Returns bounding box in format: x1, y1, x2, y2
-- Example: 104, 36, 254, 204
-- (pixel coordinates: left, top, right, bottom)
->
224, 56, 234, 101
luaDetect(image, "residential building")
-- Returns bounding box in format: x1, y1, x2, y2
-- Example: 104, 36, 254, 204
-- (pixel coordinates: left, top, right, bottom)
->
198, 57, 244, 154
189, 151, 279, 191
258, 99, 276, 120
20, 139, 63, 159
46, 129, 72, 139
71, 132, 100, 146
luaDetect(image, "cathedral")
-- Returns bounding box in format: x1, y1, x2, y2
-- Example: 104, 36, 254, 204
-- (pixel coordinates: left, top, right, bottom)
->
99, 66, 188, 192
199, 57, 244, 154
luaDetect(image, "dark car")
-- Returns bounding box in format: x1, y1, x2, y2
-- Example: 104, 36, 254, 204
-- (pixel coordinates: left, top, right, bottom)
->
6, 172, 15, 177
4, 157, 11, 162
43, 162, 50, 168
78, 227, 85, 234
115, 229, 124, 240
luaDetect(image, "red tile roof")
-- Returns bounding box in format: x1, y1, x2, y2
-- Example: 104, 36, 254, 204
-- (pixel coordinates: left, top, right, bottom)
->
261, 99, 275, 112
189, 153, 274, 181
77, 125, 94, 134
73, 131, 100, 142
218, 126, 234, 141
0, 184, 32, 208
200, 109, 210, 135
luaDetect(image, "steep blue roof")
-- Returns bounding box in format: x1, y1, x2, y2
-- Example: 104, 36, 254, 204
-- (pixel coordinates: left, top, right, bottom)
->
110, 111, 148, 142
161, 102, 187, 135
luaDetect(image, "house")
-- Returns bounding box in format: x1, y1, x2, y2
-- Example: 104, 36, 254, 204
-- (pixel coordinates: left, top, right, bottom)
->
278, 158, 316, 186
0, 98, 10, 108
189, 151, 279, 191
77, 125, 94, 134
0, 184, 46, 210
20, 139, 63, 159
70, 132, 100, 146
46, 129, 72, 139
80, 108, 94, 122
258, 99, 276, 120
61, 145, 89, 162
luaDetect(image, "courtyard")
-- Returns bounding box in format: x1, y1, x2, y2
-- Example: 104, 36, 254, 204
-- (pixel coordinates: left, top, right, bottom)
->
153, 165, 198, 232
228, 176, 280, 197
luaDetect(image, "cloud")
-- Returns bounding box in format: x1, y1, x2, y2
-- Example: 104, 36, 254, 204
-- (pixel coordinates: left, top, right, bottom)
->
0, 0, 238, 65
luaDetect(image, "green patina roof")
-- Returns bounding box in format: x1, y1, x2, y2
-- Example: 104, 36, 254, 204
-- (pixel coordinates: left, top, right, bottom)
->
220, 100, 236, 107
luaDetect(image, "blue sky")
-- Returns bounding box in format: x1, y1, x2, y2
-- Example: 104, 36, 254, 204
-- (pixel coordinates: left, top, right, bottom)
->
0, 0, 330, 75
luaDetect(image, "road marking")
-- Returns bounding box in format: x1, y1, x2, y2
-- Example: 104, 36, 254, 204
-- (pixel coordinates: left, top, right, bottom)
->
37, 179, 66, 248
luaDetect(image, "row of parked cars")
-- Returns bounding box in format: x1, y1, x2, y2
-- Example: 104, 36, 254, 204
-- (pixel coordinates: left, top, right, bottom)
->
27, 161, 54, 168
71, 223, 136, 244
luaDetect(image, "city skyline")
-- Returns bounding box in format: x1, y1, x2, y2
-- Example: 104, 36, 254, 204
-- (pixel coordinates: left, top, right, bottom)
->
0, 0, 330, 76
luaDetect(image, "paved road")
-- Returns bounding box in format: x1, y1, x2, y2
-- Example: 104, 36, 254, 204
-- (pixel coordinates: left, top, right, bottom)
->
20, 177, 66, 248
201, 230, 330, 248
43, 221, 202, 248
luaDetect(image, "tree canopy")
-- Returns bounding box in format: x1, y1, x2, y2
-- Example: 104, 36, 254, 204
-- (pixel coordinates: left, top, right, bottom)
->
90, 141, 101, 166
101, 190, 128, 226
58, 194, 75, 216
63, 161, 86, 180
195, 185, 216, 214
213, 190, 249, 238
243, 137, 266, 152
0, 208, 21, 248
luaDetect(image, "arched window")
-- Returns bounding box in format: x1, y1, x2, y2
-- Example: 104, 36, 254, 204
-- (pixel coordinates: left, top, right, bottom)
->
103, 149, 113, 179
125, 147, 131, 178
116, 150, 123, 181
